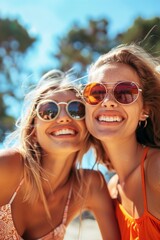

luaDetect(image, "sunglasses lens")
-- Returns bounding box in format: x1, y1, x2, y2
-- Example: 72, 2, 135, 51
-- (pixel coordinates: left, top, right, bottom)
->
38, 101, 58, 120
114, 82, 139, 104
83, 83, 106, 105
68, 101, 85, 119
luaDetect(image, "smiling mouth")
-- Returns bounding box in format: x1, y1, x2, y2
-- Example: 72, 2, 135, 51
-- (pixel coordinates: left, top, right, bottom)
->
51, 128, 77, 136
97, 115, 123, 122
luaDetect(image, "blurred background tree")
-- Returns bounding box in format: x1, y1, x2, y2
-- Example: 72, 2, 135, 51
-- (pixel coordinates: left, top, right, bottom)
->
0, 15, 160, 142
52, 19, 117, 76
0, 17, 36, 141
116, 17, 160, 55
53, 17, 160, 77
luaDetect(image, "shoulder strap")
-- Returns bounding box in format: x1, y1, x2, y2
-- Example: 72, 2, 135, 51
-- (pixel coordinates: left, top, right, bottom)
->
9, 178, 24, 204
141, 146, 149, 211
62, 182, 73, 225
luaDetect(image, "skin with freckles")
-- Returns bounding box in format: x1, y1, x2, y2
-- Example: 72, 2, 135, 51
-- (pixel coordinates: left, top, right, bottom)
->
85, 44, 160, 239
0, 70, 120, 240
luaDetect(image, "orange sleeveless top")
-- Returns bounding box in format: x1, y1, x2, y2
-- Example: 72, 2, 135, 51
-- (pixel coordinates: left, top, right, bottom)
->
115, 147, 160, 240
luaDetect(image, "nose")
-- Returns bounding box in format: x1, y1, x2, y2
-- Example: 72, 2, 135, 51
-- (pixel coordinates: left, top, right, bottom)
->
56, 106, 72, 123
101, 92, 118, 108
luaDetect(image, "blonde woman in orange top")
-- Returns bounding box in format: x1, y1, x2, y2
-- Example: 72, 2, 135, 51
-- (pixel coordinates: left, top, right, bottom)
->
82, 43, 160, 239
0, 70, 120, 239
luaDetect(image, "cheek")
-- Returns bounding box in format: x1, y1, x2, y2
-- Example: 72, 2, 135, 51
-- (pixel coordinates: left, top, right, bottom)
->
126, 103, 143, 129
79, 121, 88, 138
34, 121, 47, 142
85, 107, 94, 131
133, 100, 144, 117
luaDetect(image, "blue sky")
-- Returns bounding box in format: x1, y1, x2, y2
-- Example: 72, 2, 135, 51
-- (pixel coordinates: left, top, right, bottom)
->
0, 0, 160, 76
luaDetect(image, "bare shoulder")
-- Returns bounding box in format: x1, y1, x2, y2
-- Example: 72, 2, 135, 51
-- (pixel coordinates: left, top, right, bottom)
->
146, 148, 160, 191
0, 148, 24, 203
80, 169, 111, 204
74, 169, 107, 199
79, 169, 118, 231
0, 147, 22, 164
0, 148, 23, 178
82, 169, 106, 189
73, 171, 121, 240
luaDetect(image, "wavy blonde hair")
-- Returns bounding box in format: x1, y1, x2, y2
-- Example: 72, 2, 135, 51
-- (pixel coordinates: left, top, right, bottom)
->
5, 69, 93, 218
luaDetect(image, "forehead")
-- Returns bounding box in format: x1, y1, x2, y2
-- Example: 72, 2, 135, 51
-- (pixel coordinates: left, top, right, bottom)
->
90, 63, 140, 84
43, 89, 78, 101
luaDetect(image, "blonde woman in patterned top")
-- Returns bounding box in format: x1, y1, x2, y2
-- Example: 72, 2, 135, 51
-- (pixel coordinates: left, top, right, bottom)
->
0, 70, 120, 240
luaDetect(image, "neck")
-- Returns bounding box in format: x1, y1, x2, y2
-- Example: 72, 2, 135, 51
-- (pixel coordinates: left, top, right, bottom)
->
41, 152, 76, 193
102, 137, 143, 184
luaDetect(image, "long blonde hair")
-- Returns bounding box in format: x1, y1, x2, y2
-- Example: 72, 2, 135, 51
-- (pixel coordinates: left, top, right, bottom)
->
5, 70, 92, 218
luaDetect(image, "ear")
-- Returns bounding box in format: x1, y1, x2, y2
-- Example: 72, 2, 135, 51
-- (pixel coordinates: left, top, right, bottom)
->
139, 107, 149, 121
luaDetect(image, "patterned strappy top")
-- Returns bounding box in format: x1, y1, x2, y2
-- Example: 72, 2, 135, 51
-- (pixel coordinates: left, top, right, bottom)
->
0, 180, 73, 240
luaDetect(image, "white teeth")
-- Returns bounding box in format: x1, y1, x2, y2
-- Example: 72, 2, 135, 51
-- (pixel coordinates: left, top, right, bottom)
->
53, 129, 75, 136
98, 116, 122, 122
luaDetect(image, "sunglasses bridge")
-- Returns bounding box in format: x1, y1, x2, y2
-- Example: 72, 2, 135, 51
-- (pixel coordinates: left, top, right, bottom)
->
100, 86, 116, 102
55, 101, 85, 120
57, 101, 70, 106
54, 102, 76, 119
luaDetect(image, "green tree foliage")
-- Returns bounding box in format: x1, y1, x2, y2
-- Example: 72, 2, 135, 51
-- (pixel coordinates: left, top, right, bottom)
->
116, 17, 160, 56
53, 17, 160, 78
0, 17, 36, 142
53, 19, 117, 76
